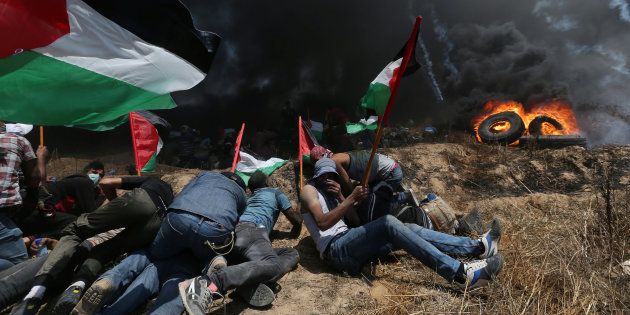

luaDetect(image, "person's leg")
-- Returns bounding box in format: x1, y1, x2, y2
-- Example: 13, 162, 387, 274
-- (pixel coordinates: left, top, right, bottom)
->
0, 214, 28, 267
100, 263, 160, 315
328, 215, 463, 281
273, 247, 299, 277
0, 256, 47, 309
404, 223, 484, 258
189, 215, 233, 266
73, 250, 153, 315
148, 211, 193, 261
0, 258, 14, 271
148, 253, 201, 315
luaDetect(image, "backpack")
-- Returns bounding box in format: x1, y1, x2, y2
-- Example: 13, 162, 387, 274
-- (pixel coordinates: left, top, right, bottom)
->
357, 181, 433, 229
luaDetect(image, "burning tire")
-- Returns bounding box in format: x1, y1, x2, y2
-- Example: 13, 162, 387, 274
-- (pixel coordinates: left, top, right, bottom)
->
477, 111, 525, 144
528, 115, 563, 136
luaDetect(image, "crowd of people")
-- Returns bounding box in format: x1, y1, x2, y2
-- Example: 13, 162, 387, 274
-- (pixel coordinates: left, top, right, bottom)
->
0, 119, 504, 315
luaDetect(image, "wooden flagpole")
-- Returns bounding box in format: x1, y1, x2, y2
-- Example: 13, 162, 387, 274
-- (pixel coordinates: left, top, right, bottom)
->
231, 123, 246, 172
298, 116, 304, 189
39, 126, 44, 146
361, 16, 422, 187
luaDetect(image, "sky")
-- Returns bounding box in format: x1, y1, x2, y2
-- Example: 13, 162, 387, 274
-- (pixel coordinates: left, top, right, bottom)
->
171, 0, 630, 145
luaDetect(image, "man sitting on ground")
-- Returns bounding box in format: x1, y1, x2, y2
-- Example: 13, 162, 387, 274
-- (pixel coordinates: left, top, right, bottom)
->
178, 170, 302, 314
300, 158, 504, 289
11, 176, 174, 315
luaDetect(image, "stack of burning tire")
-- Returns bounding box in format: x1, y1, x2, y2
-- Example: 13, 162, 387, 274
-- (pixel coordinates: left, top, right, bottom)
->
474, 100, 586, 148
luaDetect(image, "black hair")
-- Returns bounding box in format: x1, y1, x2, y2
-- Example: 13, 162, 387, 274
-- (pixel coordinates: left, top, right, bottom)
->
221, 171, 246, 191
83, 160, 105, 173
247, 171, 268, 191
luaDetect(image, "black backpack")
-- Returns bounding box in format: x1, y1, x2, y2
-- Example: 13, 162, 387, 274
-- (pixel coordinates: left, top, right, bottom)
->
357, 181, 432, 229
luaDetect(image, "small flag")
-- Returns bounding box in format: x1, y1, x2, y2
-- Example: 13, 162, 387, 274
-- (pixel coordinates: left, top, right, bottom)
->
298, 117, 319, 164
235, 151, 287, 185
129, 112, 162, 174
346, 116, 379, 134
360, 16, 423, 123
0, 0, 221, 129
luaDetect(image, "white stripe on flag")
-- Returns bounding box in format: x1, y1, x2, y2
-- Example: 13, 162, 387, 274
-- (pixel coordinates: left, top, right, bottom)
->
236, 151, 286, 173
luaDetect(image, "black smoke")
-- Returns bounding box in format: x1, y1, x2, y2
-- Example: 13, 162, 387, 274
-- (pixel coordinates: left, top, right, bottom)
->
172, 0, 630, 145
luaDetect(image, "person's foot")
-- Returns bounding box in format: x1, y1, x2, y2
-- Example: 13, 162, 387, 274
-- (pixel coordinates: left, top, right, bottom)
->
53, 285, 84, 314
480, 218, 501, 259
203, 255, 227, 276
179, 276, 216, 315
10, 297, 42, 315
457, 253, 504, 290
235, 283, 275, 307
71, 278, 115, 315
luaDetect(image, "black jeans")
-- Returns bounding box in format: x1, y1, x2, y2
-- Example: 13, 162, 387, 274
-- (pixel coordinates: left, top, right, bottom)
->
34, 189, 162, 286
208, 222, 299, 292
0, 256, 47, 309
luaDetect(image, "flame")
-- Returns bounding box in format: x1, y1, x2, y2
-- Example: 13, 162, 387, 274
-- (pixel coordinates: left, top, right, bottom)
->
472, 99, 580, 143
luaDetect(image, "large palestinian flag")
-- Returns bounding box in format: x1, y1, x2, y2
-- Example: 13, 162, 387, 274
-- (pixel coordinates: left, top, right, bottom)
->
235, 151, 287, 185
0, 0, 220, 128
360, 16, 423, 123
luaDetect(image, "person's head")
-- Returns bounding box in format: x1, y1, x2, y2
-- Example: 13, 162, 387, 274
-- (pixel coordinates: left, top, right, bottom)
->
84, 160, 105, 185
221, 171, 246, 191
247, 171, 268, 191
313, 158, 339, 185
309, 145, 333, 163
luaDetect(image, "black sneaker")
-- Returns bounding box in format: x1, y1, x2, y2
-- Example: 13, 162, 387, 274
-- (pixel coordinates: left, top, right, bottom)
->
10, 297, 42, 315
457, 253, 504, 290
71, 278, 115, 315
235, 283, 275, 307
53, 285, 84, 314
480, 218, 502, 259
178, 276, 215, 315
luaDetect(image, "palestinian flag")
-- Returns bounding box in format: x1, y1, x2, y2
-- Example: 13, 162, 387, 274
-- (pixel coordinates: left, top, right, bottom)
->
129, 112, 164, 174
235, 151, 287, 185
298, 116, 319, 163
346, 116, 379, 134
0, 0, 220, 128
360, 16, 423, 123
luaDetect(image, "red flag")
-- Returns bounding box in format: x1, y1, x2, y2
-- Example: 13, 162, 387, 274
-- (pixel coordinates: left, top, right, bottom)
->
231, 123, 245, 172
129, 112, 159, 175
382, 16, 422, 124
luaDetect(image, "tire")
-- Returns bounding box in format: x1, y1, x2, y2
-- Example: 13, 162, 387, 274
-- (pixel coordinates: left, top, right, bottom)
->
528, 115, 563, 136
477, 111, 526, 145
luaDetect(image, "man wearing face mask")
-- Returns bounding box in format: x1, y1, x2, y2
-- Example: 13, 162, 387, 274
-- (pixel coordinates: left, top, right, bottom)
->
12, 175, 174, 315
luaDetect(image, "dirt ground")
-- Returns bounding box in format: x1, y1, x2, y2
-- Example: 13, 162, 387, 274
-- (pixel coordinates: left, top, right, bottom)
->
45, 141, 630, 314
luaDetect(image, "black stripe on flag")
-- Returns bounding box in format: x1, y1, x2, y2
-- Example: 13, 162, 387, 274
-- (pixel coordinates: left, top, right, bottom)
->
83, 0, 221, 73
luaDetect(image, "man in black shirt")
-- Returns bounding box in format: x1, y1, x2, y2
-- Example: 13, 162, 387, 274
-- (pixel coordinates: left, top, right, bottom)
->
11, 176, 174, 315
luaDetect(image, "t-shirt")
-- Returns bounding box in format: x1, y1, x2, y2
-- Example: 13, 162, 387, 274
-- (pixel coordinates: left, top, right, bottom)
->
239, 187, 292, 234
121, 176, 174, 210
168, 172, 246, 231
347, 151, 397, 184
0, 132, 36, 208
47, 175, 103, 215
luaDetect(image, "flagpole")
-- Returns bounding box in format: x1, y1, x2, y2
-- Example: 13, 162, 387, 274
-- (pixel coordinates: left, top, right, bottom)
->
231, 123, 246, 172
39, 126, 44, 146
361, 16, 422, 187
298, 116, 304, 190
128, 113, 141, 176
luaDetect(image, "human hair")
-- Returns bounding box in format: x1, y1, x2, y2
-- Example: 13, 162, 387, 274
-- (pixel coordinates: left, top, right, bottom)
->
83, 160, 105, 173
247, 171, 268, 191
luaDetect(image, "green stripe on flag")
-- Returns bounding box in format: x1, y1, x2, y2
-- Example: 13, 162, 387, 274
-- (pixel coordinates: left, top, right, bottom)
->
0, 51, 176, 126
235, 160, 287, 185
141, 153, 158, 173
360, 82, 391, 115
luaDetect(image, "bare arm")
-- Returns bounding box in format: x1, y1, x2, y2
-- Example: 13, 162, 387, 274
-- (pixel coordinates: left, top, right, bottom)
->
332, 155, 354, 195
99, 177, 123, 201
283, 203, 303, 237
36, 146, 49, 186
300, 185, 367, 231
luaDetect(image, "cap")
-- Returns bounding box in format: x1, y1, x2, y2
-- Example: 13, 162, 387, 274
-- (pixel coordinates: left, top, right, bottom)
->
313, 158, 339, 179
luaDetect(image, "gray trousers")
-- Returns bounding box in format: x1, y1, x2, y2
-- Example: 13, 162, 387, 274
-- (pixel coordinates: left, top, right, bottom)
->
208, 222, 299, 292
35, 189, 162, 286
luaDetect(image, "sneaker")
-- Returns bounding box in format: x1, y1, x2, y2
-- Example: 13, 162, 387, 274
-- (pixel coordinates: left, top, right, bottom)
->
202, 255, 227, 276
10, 297, 42, 315
53, 285, 84, 314
71, 278, 115, 315
480, 218, 501, 259
457, 253, 504, 290
178, 276, 215, 315
235, 283, 275, 308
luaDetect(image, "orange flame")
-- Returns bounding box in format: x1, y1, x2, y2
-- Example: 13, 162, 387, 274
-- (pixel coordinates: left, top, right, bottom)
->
472, 99, 580, 143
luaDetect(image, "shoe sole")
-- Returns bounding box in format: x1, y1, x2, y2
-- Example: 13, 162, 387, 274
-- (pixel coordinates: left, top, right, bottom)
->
53, 299, 79, 315
71, 283, 113, 315
236, 283, 275, 308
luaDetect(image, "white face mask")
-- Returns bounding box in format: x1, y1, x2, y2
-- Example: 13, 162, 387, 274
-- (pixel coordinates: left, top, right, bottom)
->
87, 173, 101, 186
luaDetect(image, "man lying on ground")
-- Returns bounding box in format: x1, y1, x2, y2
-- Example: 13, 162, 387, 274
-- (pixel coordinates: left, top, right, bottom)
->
178, 170, 303, 314
11, 176, 174, 315
72, 171, 247, 315
300, 158, 504, 289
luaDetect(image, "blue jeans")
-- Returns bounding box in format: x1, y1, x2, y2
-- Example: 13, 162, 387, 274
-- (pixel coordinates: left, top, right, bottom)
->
98, 250, 201, 315
0, 213, 28, 271
325, 215, 482, 280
